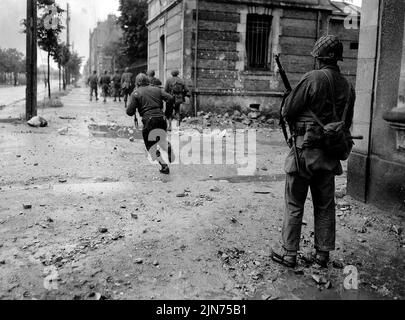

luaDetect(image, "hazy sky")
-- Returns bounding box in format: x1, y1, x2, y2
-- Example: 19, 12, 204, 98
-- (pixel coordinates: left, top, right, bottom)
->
0, 0, 120, 66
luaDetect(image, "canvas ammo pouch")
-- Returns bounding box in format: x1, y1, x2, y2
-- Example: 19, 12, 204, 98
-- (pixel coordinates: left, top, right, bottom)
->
305, 70, 354, 161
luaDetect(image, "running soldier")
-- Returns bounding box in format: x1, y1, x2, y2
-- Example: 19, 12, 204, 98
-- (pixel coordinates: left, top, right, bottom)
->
126, 73, 175, 175
121, 67, 134, 108
99, 70, 111, 103
87, 70, 99, 102
112, 69, 122, 102
164, 70, 189, 131
147, 70, 162, 87
271, 35, 356, 268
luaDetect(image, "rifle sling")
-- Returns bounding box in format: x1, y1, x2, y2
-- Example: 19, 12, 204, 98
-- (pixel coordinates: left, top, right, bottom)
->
307, 69, 351, 129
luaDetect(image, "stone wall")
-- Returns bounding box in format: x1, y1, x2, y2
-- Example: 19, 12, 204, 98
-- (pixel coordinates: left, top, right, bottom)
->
147, 0, 360, 115
191, 0, 358, 114
148, 0, 184, 84
348, 0, 405, 210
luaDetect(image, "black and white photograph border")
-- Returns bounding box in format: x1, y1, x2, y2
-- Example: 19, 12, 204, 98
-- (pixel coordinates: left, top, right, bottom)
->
0, 0, 404, 303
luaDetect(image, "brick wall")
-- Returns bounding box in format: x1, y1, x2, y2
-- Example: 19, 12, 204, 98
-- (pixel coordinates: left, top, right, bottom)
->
147, 0, 360, 115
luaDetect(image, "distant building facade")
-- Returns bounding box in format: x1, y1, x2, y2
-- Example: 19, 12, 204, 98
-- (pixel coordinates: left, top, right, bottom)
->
88, 15, 122, 75
348, 0, 405, 210
146, 0, 360, 115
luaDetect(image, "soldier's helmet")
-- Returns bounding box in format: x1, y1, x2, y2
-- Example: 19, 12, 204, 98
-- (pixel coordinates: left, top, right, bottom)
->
311, 35, 343, 61
171, 70, 180, 77
125, 67, 130, 72
135, 73, 150, 87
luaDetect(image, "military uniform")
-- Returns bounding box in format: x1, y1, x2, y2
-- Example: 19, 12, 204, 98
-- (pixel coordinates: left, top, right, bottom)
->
164, 72, 189, 130
112, 73, 122, 102
126, 74, 175, 174
282, 65, 355, 252
99, 73, 111, 102
121, 71, 134, 106
87, 74, 98, 101
272, 35, 356, 268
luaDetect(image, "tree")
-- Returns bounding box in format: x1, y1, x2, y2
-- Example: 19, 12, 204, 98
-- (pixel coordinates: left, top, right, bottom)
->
0, 48, 26, 86
66, 51, 82, 84
54, 42, 70, 90
118, 0, 148, 66
37, 0, 64, 98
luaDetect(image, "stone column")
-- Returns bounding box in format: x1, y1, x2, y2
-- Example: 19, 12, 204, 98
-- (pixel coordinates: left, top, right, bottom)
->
348, 0, 405, 208
347, 0, 380, 202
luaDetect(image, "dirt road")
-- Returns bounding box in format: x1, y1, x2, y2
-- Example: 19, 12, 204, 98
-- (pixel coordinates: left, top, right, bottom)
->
0, 85, 404, 300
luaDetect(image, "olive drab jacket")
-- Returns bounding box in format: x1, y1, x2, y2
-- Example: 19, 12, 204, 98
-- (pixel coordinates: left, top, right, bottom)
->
121, 72, 134, 89
99, 74, 111, 88
282, 65, 356, 179
112, 74, 121, 87
126, 86, 174, 119
87, 74, 98, 89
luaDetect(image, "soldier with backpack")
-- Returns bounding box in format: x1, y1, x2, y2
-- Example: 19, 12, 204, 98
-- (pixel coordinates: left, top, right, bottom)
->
121, 67, 134, 108
271, 35, 356, 269
164, 70, 189, 131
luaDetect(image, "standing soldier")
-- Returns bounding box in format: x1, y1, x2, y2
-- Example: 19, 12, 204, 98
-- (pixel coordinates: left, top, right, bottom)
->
164, 70, 189, 131
87, 70, 99, 102
126, 73, 175, 175
112, 69, 122, 102
147, 70, 162, 87
121, 67, 134, 108
271, 35, 356, 268
99, 70, 111, 103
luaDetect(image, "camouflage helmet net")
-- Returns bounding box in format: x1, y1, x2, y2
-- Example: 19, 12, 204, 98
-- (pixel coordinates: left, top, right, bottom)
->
135, 73, 150, 87
311, 35, 344, 61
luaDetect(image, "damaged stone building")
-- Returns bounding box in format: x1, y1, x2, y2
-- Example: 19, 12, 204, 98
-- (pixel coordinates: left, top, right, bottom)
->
146, 0, 360, 115
88, 14, 122, 75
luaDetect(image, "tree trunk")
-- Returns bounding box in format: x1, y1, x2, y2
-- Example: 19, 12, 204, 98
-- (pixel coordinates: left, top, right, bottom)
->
47, 51, 51, 99
59, 64, 61, 91
62, 67, 66, 90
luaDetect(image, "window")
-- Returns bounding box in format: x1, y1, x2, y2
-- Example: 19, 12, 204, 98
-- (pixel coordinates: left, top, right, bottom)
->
246, 14, 272, 70
350, 42, 359, 50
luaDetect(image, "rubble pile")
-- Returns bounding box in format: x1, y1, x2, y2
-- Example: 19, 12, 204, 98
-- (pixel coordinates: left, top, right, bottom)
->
182, 109, 277, 129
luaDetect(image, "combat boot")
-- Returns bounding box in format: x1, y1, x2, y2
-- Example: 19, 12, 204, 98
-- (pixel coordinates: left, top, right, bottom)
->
271, 246, 297, 268
159, 164, 170, 175
315, 251, 330, 268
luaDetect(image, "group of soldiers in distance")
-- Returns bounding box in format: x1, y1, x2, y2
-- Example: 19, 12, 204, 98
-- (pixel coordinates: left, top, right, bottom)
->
86, 68, 189, 131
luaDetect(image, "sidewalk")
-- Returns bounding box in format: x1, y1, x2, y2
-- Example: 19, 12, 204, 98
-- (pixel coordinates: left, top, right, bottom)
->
0, 85, 403, 300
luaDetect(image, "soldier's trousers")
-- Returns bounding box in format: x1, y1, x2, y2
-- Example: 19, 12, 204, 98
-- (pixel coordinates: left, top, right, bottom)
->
282, 170, 336, 252
90, 87, 98, 100
142, 116, 173, 165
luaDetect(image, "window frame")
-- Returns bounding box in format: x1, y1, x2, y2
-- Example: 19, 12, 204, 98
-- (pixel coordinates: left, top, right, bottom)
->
245, 13, 273, 71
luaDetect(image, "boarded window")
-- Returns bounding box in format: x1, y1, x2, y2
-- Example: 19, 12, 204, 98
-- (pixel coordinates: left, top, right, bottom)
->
246, 14, 272, 70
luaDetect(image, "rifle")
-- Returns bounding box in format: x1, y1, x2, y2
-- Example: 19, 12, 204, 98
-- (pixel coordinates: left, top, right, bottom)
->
134, 112, 139, 130
275, 54, 300, 173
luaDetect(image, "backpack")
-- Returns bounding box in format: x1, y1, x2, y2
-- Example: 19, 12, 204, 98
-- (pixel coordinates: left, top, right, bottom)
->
308, 70, 354, 161
171, 79, 185, 104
